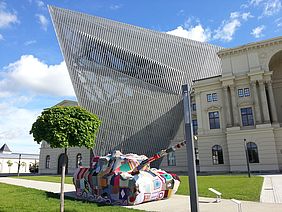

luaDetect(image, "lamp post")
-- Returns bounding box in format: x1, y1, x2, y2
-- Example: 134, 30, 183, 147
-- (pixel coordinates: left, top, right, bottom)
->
182, 84, 199, 212
244, 139, 251, 178
17, 154, 21, 177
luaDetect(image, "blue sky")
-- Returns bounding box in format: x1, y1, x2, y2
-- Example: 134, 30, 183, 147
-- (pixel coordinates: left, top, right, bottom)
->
0, 0, 281, 153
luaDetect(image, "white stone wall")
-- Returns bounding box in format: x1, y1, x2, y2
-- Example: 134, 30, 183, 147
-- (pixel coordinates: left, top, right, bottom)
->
39, 144, 90, 175
0, 158, 38, 174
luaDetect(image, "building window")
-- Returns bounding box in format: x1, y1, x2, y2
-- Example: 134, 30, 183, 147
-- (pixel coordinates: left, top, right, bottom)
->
207, 94, 212, 102
207, 93, 218, 102
241, 107, 254, 126
247, 142, 259, 163
195, 148, 200, 165
167, 152, 176, 166
192, 103, 196, 111
76, 153, 82, 168
212, 93, 217, 101
192, 119, 198, 135
209, 111, 220, 129
212, 145, 224, 165
244, 88, 250, 96
238, 89, 244, 97
238, 88, 250, 97
46, 155, 50, 169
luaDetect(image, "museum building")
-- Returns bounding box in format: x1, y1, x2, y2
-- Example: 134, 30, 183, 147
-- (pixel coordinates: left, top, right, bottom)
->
39, 6, 282, 174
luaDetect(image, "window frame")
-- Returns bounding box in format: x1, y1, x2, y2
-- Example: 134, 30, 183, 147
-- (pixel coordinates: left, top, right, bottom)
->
244, 88, 250, 97
45, 155, 50, 169
212, 93, 218, 101
247, 142, 259, 163
192, 103, 197, 111
207, 94, 212, 102
238, 88, 244, 97
240, 107, 254, 126
209, 111, 220, 129
192, 119, 198, 135
212, 145, 224, 165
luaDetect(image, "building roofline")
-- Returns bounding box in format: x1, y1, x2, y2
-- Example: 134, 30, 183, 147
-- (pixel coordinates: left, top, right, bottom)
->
217, 36, 282, 58
193, 74, 222, 83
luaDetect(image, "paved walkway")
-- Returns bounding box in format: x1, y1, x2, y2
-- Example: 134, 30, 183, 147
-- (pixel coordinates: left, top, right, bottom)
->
260, 174, 282, 203
0, 177, 282, 212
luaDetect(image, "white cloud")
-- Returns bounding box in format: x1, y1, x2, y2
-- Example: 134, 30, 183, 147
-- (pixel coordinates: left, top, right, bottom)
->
0, 102, 41, 154
167, 24, 211, 42
110, 4, 122, 10
36, 0, 45, 9
214, 19, 241, 42
263, 0, 282, 16
0, 1, 18, 28
36, 14, 48, 31
0, 55, 75, 97
251, 25, 265, 37
24, 40, 37, 46
0, 33, 3, 40
213, 11, 252, 42
276, 17, 282, 27
250, 0, 264, 6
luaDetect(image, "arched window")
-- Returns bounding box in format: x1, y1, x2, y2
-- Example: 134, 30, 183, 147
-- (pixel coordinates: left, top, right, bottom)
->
247, 142, 259, 163
212, 145, 224, 165
46, 155, 50, 169
76, 153, 82, 168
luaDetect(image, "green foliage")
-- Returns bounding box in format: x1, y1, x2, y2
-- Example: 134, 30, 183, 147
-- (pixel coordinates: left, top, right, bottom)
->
7, 160, 13, 167
177, 175, 263, 201
30, 106, 101, 149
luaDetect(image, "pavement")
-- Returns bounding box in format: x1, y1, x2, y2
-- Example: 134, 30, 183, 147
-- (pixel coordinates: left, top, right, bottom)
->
0, 176, 282, 212
260, 174, 282, 203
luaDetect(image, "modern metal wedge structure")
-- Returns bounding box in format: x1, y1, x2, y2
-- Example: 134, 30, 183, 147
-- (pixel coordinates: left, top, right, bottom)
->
49, 6, 223, 168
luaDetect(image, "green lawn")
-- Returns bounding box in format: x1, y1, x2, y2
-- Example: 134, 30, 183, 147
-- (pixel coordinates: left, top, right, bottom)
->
177, 175, 263, 201
15, 174, 264, 201
0, 183, 141, 212
14, 175, 73, 184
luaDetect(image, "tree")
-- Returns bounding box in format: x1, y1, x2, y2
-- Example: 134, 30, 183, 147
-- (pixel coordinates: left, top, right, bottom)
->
7, 160, 13, 173
21, 162, 27, 172
29, 162, 39, 173
30, 106, 101, 212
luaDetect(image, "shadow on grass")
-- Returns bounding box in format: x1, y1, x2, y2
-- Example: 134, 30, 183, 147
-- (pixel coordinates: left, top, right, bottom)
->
45, 191, 114, 208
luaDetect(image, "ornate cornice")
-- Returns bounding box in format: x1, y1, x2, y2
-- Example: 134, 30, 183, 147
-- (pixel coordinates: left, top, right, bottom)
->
217, 36, 282, 58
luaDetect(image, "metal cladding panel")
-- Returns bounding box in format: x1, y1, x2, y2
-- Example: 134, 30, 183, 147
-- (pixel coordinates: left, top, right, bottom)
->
49, 6, 223, 164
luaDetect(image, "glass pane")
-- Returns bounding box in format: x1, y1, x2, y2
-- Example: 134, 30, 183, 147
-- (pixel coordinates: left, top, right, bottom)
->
238, 89, 244, 97
244, 88, 250, 96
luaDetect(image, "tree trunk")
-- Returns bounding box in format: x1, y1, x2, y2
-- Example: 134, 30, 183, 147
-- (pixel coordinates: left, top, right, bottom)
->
60, 148, 67, 212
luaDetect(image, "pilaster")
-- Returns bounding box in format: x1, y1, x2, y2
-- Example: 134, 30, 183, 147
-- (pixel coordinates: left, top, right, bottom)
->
251, 81, 262, 124
258, 80, 270, 123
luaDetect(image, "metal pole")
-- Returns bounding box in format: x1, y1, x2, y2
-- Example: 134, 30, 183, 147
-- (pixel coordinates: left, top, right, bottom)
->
244, 139, 251, 178
182, 84, 199, 212
17, 154, 21, 177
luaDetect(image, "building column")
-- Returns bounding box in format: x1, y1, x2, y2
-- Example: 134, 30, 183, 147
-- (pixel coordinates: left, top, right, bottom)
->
251, 81, 262, 125
258, 80, 270, 123
266, 80, 278, 123
229, 84, 239, 126
195, 92, 203, 135
223, 86, 232, 127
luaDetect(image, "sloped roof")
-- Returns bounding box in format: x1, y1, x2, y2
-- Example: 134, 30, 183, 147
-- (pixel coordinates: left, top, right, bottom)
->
0, 144, 12, 153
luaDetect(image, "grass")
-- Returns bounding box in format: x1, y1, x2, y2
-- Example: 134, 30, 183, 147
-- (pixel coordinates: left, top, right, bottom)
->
0, 183, 141, 212
14, 174, 264, 201
14, 175, 73, 184
177, 175, 263, 201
